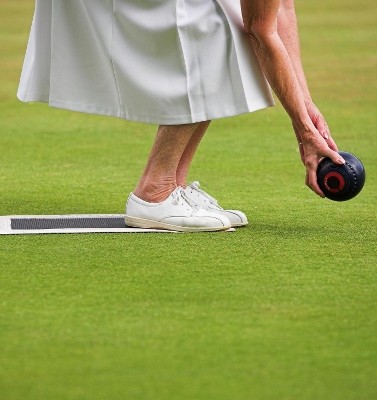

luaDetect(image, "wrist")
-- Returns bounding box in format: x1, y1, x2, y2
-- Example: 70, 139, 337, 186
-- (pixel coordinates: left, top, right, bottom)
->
292, 117, 317, 137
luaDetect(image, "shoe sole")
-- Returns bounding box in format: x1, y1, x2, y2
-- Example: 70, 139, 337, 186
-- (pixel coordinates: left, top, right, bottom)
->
124, 215, 230, 233
231, 222, 248, 228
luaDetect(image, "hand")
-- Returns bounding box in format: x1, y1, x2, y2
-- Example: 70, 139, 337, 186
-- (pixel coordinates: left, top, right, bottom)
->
293, 122, 345, 197
305, 100, 338, 152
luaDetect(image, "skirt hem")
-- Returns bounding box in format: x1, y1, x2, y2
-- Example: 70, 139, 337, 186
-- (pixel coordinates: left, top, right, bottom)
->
17, 93, 274, 125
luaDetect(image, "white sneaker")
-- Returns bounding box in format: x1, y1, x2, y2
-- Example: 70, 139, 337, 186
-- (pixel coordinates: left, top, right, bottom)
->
183, 181, 248, 227
125, 187, 231, 232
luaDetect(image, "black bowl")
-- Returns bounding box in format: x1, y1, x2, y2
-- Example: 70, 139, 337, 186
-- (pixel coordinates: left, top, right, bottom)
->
317, 151, 365, 201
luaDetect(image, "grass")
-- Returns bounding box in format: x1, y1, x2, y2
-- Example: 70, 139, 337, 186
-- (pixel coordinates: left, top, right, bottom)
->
1, 0, 376, 399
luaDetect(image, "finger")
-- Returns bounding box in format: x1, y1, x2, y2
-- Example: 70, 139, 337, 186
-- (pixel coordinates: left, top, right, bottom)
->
326, 149, 345, 165
316, 119, 328, 139
314, 115, 330, 140
307, 166, 325, 197
325, 135, 338, 152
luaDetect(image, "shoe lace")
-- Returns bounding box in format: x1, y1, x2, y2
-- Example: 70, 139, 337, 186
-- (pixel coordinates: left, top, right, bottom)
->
172, 188, 201, 212
190, 181, 219, 206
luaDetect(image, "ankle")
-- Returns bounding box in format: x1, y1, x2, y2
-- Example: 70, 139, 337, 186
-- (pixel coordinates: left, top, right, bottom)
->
176, 172, 188, 188
134, 182, 177, 203
176, 179, 187, 188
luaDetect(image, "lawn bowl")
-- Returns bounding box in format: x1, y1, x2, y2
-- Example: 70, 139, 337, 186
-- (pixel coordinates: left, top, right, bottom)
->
317, 151, 365, 201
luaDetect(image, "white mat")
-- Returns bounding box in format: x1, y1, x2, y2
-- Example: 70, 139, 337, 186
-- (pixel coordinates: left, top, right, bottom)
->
0, 214, 235, 235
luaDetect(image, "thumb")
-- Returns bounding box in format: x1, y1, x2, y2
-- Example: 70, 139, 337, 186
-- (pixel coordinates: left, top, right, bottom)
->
327, 149, 345, 165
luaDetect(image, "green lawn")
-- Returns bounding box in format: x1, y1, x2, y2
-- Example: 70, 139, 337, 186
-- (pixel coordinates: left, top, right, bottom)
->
1, 1, 376, 399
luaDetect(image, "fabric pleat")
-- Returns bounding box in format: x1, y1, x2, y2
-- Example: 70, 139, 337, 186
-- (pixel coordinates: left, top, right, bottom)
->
17, 0, 274, 124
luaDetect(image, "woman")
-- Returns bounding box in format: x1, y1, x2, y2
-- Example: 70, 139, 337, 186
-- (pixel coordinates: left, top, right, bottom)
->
18, 0, 344, 232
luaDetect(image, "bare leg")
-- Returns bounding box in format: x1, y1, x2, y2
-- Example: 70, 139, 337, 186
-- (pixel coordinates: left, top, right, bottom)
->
134, 123, 200, 203
176, 121, 211, 187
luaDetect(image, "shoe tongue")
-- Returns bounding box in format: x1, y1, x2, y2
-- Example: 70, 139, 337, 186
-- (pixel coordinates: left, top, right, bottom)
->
175, 186, 186, 197
178, 187, 201, 210
190, 181, 219, 206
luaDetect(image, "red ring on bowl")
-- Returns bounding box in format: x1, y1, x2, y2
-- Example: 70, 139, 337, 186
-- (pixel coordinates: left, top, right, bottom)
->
323, 171, 345, 193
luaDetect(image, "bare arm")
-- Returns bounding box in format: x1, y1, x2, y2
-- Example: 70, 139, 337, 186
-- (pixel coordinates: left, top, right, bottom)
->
276, 0, 311, 101
241, 0, 344, 197
276, 0, 337, 146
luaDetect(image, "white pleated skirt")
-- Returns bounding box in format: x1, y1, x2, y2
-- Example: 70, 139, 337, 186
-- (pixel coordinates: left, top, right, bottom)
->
17, 0, 274, 124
